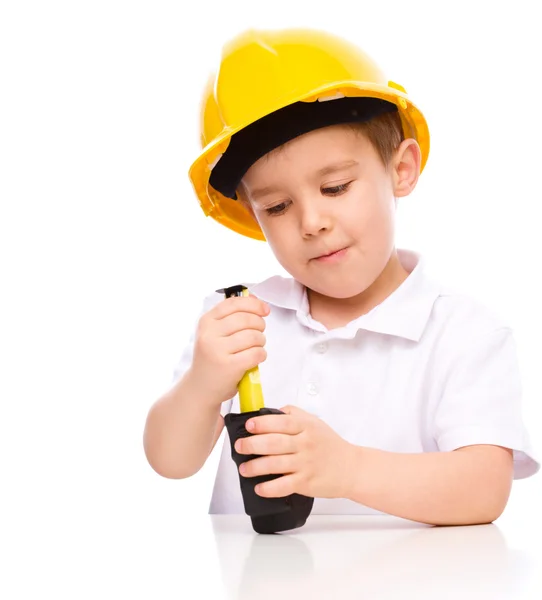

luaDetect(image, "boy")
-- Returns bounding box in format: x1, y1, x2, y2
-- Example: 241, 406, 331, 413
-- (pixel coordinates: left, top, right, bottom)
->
144, 28, 539, 525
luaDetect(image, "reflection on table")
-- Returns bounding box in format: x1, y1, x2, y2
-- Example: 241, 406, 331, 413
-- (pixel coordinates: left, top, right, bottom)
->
210, 514, 535, 599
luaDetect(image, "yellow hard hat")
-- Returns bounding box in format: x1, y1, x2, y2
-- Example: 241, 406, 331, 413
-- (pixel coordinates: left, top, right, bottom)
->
188, 28, 430, 241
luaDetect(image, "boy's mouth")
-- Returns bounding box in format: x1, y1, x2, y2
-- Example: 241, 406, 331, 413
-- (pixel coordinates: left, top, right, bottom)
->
313, 247, 349, 261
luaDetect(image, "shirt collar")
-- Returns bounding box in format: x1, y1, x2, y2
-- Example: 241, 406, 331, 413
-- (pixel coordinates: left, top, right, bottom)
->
247, 249, 441, 342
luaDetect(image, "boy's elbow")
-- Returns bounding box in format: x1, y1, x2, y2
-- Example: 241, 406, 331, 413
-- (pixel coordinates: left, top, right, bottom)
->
436, 499, 507, 527
465, 484, 511, 525
478, 451, 514, 524
144, 446, 199, 480
466, 502, 506, 526
150, 464, 195, 480
478, 488, 511, 524
446, 445, 514, 526
143, 427, 198, 480
468, 501, 506, 525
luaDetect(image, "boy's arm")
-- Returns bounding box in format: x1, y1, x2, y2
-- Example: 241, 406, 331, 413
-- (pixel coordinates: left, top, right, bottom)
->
144, 369, 225, 479
344, 327, 528, 526
345, 443, 514, 525
144, 292, 268, 479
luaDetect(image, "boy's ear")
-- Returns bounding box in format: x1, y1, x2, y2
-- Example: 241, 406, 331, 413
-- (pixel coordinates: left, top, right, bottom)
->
391, 139, 421, 198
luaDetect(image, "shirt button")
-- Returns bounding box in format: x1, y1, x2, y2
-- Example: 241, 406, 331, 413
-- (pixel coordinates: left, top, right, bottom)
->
316, 342, 328, 354
306, 383, 319, 396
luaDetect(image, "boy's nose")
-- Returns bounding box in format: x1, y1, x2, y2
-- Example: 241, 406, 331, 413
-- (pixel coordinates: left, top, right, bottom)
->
300, 204, 333, 237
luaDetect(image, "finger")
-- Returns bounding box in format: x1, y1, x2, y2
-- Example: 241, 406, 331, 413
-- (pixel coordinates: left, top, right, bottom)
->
235, 433, 297, 456
218, 312, 266, 337
278, 405, 307, 417
231, 346, 267, 372
212, 295, 270, 320
245, 413, 304, 435
239, 454, 296, 478
255, 474, 299, 498
226, 329, 266, 354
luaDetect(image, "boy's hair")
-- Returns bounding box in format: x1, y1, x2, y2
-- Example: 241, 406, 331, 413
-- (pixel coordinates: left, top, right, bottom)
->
350, 110, 405, 170
268, 111, 406, 170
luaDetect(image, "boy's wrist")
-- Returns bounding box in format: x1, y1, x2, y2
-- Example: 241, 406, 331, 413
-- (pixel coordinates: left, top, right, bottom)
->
342, 445, 382, 506
183, 366, 233, 408
334, 442, 364, 501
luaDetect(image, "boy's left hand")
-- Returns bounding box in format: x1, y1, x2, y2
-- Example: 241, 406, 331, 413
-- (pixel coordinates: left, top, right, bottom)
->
235, 405, 356, 499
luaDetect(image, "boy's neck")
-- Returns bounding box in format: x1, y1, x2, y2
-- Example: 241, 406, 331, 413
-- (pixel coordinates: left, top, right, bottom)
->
307, 251, 410, 330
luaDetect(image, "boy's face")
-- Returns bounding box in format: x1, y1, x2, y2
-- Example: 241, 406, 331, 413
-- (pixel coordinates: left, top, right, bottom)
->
239, 124, 419, 300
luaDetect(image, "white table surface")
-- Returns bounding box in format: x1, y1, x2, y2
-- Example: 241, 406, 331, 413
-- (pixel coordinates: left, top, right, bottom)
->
207, 513, 540, 599
3, 477, 540, 599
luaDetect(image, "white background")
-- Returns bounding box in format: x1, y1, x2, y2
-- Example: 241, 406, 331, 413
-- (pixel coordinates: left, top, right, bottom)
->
1, 0, 540, 597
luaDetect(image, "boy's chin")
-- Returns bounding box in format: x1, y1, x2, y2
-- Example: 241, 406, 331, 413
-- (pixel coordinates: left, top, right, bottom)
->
306, 281, 371, 300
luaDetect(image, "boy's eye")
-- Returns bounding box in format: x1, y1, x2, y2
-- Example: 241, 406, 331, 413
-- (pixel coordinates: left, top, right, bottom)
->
265, 201, 289, 216
322, 182, 352, 195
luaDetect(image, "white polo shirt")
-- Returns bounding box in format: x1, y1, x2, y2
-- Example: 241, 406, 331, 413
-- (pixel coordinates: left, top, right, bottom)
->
171, 249, 540, 515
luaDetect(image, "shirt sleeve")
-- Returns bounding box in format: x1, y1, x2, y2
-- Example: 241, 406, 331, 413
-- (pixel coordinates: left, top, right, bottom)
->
432, 327, 540, 479
170, 293, 234, 418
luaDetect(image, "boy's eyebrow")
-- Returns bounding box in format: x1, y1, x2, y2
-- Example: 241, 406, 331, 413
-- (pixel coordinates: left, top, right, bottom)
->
250, 184, 281, 202
249, 160, 359, 202
316, 159, 359, 177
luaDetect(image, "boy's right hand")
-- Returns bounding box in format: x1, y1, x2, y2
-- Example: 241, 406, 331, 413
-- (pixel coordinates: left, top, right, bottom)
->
188, 295, 270, 405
